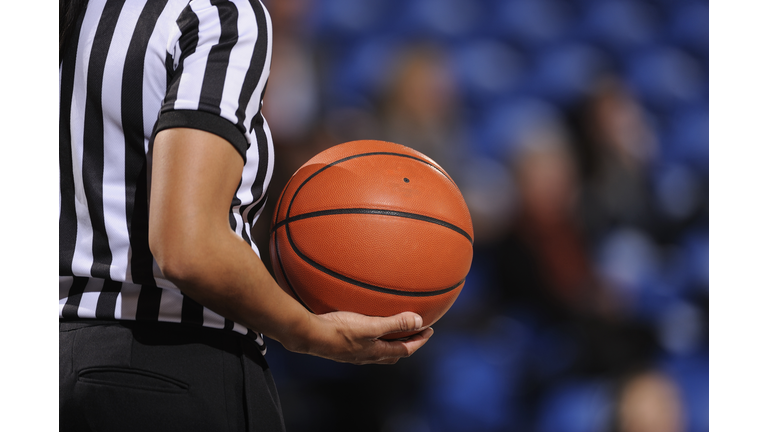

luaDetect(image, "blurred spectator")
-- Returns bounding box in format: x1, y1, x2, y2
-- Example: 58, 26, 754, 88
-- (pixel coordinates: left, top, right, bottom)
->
614, 370, 686, 432
567, 76, 660, 240
510, 124, 596, 312
263, 0, 321, 148
497, 116, 618, 320
376, 42, 468, 177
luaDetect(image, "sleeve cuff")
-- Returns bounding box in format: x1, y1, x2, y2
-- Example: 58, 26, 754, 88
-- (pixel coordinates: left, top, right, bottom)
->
154, 110, 248, 162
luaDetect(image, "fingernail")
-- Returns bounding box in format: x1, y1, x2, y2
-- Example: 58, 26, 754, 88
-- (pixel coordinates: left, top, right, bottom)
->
414, 315, 423, 329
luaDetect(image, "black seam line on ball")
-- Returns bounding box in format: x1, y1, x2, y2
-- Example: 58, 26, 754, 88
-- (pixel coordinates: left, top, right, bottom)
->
286, 219, 465, 297
272, 208, 473, 244
272, 234, 313, 312
287, 152, 457, 221
326, 151, 456, 185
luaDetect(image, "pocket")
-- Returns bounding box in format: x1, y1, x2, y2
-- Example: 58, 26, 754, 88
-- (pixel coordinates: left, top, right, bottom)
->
78, 367, 189, 394
73, 367, 203, 432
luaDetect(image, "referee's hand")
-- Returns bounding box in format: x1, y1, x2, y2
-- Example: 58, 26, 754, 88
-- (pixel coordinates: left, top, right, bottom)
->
290, 311, 434, 365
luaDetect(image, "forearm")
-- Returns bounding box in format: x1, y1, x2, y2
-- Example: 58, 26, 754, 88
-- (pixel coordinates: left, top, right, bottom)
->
157, 226, 314, 352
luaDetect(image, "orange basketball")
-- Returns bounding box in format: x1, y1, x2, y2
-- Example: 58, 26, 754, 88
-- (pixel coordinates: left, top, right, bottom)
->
269, 140, 474, 339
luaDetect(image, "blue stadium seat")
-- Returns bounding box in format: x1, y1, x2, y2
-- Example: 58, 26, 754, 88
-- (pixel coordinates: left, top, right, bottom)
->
397, 0, 487, 40
311, 0, 391, 38
660, 352, 710, 432
657, 103, 709, 173
625, 46, 707, 111
575, 0, 660, 52
424, 323, 529, 432
652, 162, 705, 222
452, 38, 527, 105
474, 97, 564, 160
595, 228, 662, 306
536, 380, 613, 432
665, 1, 709, 57
323, 36, 402, 107
524, 41, 612, 105
489, 0, 574, 48
681, 229, 709, 293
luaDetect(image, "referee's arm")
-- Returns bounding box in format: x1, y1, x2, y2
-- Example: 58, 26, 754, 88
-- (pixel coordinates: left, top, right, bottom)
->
148, 128, 434, 365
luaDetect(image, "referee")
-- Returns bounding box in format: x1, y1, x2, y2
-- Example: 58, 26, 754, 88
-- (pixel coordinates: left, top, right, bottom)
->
59, 0, 434, 430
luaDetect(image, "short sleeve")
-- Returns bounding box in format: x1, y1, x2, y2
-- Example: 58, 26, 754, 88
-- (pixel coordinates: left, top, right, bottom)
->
157, 0, 271, 161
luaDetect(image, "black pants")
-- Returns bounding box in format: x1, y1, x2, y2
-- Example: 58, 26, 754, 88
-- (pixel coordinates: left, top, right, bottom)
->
60, 320, 286, 432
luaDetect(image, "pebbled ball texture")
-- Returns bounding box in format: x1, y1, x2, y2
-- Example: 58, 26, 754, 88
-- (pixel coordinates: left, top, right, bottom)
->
269, 140, 474, 339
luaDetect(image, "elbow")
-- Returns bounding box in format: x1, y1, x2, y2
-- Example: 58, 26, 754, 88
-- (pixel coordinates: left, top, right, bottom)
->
148, 226, 202, 285
153, 251, 192, 286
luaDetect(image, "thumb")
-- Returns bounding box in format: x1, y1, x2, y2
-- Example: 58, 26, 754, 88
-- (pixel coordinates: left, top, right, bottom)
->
370, 312, 424, 338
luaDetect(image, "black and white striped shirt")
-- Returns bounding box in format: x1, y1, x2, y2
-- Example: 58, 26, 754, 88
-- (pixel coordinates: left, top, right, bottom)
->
59, 0, 274, 352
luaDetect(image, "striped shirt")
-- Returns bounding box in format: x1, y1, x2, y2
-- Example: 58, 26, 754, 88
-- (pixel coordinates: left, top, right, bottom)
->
59, 0, 274, 353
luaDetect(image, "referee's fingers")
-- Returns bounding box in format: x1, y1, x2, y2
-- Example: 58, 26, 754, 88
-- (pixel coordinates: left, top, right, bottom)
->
370, 327, 435, 363
368, 312, 424, 338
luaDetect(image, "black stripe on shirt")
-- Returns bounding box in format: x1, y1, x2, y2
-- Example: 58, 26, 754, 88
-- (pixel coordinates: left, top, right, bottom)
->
135, 284, 163, 321
59, 7, 86, 276
83, 0, 126, 279
181, 295, 205, 326
247, 86, 271, 212
198, 0, 239, 115
163, 3, 199, 112
223, 319, 235, 332
123, 0, 168, 285
61, 276, 89, 319
95, 279, 122, 319
241, 2, 271, 241
236, 0, 270, 149
237, 200, 253, 244
129, 163, 154, 285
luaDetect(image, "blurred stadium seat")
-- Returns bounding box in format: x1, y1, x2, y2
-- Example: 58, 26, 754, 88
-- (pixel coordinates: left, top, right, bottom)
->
452, 38, 527, 105
658, 104, 709, 173
536, 379, 613, 432
575, 0, 660, 52
424, 320, 529, 432
661, 352, 710, 432
474, 97, 564, 159
489, 0, 573, 48
525, 41, 613, 105
666, 1, 709, 57
400, 0, 486, 39
626, 46, 706, 111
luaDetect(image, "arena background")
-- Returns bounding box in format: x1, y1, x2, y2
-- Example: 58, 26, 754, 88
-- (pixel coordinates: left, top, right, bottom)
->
261, 0, 708, 431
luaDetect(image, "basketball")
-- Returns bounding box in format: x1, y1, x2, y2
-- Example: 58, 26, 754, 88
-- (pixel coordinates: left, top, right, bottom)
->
269, 140, 474, 339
